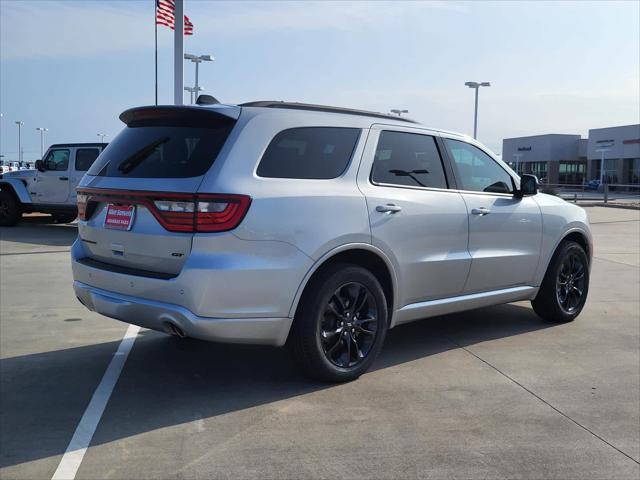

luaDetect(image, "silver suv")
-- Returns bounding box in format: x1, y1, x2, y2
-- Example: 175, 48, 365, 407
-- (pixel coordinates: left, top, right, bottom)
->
72, 101, 592, 382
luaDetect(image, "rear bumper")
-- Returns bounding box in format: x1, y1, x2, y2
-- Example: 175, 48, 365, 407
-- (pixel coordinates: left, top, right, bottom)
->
74, 281, 292, 346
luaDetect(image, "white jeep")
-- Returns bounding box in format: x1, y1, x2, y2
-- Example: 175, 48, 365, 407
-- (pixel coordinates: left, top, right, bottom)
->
0, 143, 106, 226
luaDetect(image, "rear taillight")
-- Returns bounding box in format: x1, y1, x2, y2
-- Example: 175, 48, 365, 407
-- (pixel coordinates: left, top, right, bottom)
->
195, 196, 252, 232
77, 192, 88, 220
153, 200, 196, 232
76, 188, 251, 233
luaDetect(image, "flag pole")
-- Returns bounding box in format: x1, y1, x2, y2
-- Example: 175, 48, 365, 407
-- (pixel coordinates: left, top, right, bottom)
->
154, 0, 158, 105
174, 0, 184, 105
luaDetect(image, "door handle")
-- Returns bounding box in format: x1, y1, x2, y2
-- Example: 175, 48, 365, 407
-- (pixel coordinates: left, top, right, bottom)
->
376, 204, 402, 214
59, 177, 69, 181
471, 207, 491, 216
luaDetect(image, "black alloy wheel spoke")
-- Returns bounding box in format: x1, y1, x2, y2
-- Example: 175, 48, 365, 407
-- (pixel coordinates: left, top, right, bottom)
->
326, 333, 344, 357
352, 285, 368, 314
326, 300, 342, 319
321, 326, 342, 341
350, 332, 365, 359
331, 292, 347, 315
345, 332, 352, 365
353, 316, 376, 335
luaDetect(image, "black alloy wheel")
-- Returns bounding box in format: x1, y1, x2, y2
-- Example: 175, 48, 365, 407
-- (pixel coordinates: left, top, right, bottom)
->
319, 282, 379, 368
289, 263, 388, 382
532, 240, 589, 323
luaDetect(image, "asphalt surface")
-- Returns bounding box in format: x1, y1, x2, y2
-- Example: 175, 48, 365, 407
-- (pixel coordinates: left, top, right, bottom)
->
1, 208, 638, 479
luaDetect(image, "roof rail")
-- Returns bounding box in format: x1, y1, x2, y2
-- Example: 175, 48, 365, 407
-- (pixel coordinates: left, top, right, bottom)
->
239, 101, 419, 124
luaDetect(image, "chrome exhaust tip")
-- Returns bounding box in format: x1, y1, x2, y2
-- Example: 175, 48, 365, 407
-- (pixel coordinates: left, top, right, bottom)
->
167, 323, 186, 338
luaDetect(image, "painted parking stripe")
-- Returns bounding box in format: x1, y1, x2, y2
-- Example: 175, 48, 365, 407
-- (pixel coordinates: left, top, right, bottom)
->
51, 324, 140, 480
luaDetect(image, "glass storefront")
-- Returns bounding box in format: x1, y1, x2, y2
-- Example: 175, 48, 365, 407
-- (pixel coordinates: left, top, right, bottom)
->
602, 158, 619, 184
628, 158, 640, 184
559, 161, 586, 184
527, 161, 548, 181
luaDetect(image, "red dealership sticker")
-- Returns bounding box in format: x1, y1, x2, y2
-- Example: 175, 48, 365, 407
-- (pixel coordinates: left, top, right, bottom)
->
104, 204, 136, 231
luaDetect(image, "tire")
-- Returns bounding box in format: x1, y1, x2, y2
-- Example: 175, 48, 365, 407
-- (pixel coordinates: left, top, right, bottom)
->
0, 191, 22, 227
52, 213, 77, 224
289, 263, 388, 382
532, 241, 589, 323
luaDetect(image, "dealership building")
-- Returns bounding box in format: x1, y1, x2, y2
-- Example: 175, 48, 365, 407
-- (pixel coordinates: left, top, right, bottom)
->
502, 124, 640, 185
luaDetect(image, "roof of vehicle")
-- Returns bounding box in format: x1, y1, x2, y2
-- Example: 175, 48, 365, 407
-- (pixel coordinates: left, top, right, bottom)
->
239, 101, 420, 124
121, 103, 471, 142
234, 102, 469, 139
49, 143, 108, 149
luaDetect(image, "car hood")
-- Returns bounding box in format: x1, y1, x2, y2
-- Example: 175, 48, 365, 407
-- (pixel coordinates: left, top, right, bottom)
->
1, 169, 36, 179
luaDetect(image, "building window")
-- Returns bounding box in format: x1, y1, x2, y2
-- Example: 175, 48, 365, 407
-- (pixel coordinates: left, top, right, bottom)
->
527, 162, 548, 181
559, 162, 586, 185
629, 158, 640, 185
603, 159, 618, 184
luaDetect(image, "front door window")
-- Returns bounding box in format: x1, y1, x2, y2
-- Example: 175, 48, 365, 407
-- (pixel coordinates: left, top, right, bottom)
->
444, 139, 514, 194
43, 149, 70, 171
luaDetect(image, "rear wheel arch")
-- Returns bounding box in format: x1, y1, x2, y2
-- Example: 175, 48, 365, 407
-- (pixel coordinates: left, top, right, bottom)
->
289, 245, 397, 324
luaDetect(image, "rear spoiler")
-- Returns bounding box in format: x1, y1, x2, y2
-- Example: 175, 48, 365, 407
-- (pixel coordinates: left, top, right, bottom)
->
119, 104, 241, 127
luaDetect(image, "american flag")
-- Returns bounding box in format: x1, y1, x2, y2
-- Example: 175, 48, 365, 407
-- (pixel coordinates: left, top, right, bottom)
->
156, 0, 194, 35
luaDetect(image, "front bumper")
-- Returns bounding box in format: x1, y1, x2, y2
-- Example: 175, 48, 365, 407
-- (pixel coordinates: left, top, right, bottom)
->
74, 281, 292, 346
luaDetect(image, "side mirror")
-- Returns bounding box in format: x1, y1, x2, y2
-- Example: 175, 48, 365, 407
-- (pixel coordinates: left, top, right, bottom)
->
517, 174, 538, 197
35, 160, 45, 172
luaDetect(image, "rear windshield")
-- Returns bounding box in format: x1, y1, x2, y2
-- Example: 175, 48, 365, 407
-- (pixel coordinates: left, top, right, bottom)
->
87, 120, 235, 178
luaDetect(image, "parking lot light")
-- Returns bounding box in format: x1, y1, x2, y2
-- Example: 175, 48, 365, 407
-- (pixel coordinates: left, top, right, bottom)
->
596, 146, 612, 185
184, 53, 214, 105
36, 127, 48, 159
465, 81, 491, 139
184, 86, 204, 105
97, 133, 109, 144
15, 121, 24, 163
512, 153, 523, 175
390, 109, 409, 117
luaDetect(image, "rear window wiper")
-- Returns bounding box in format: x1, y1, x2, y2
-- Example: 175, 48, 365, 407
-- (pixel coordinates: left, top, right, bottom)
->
117, 137, 170, 174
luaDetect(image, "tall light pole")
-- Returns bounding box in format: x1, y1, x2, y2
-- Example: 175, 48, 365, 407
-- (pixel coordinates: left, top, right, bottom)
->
512, 153, 523, 175
465, 81, 490, 139
36, 127, 48, 159
15, 121, 24, 163
596, 147, 611, 185
184, 53, 213, 103
97, 133, 109, 144
390, 109, 408, 117
184, 86, 203, 104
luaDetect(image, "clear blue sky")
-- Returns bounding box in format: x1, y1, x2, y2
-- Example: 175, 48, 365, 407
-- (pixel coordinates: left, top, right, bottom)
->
1, 0, 638, 161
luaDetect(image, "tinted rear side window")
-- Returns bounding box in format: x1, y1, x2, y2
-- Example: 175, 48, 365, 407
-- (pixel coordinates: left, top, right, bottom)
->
257, 127, 360, 179
371, 131, 448, 189
75, 148, 101, 171
87, 120, 235, 178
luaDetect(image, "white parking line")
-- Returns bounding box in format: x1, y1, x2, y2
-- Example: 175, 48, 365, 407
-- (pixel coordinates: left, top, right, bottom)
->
51, 324, 140, 480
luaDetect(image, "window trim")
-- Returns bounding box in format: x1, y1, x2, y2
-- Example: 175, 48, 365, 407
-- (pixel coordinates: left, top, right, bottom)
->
368, 130, 451, 191
441, 137, 517, 197
255, 126, 362, 181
